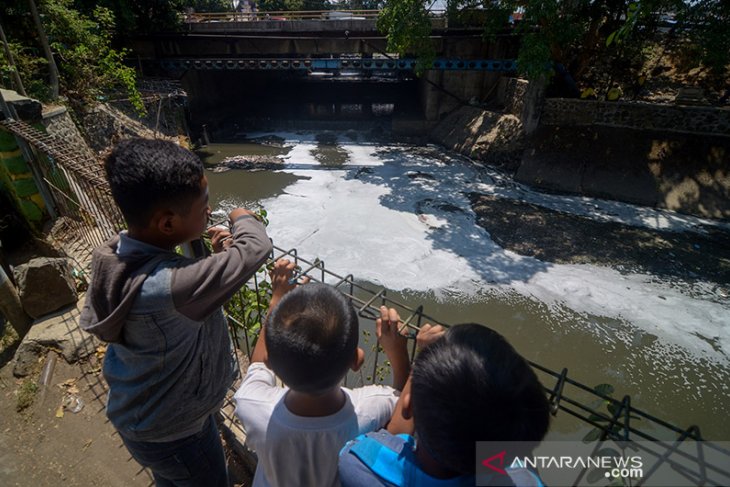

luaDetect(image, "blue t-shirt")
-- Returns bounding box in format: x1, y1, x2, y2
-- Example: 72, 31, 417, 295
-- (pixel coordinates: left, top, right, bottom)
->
338, 430, 544, 487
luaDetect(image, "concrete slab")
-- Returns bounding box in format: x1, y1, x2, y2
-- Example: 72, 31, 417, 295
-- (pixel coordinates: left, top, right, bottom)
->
13, 298, 97, 377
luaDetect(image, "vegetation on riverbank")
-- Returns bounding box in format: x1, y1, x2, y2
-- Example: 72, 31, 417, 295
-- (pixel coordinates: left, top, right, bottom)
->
378, 0, 729, 99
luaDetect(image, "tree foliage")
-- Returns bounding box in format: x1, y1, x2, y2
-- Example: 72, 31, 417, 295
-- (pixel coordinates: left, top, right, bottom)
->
377, 0, 435, 72
256, 0, 331, 11
677, 0, 730, 76
0, 0, 144, 112
376, 0, 730, 84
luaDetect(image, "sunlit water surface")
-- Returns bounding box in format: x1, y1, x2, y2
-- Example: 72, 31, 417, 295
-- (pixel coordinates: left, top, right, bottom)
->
201, 131, 730, 440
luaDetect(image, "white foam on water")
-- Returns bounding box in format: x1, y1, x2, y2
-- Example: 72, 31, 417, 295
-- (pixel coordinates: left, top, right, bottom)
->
230, 132, 730, 364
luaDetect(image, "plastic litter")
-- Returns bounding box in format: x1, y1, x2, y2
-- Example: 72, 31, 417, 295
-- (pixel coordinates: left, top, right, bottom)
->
62, 394, 84, 413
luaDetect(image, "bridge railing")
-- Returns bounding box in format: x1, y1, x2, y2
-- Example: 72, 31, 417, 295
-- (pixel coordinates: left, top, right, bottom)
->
183, 9, 383, 23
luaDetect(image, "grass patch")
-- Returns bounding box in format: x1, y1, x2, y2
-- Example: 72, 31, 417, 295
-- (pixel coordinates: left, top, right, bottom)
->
16, 379, 38, 412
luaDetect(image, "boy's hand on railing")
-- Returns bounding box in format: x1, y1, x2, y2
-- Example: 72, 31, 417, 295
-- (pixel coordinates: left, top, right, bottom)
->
207, 226, 232, 253
377, 306, 410, 391
416, 323, 446, 351
376, 306, 408, 357
270, 258, 308, 301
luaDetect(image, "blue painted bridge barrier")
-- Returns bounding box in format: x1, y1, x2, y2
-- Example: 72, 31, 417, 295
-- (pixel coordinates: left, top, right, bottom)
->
160, 57, 518, 72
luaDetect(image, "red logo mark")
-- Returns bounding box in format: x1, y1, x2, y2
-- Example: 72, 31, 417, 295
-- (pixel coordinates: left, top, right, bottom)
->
482, 451, 507, 475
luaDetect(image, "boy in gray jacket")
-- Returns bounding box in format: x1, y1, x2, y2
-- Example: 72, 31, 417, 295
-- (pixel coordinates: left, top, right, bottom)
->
80, 138, 272, 486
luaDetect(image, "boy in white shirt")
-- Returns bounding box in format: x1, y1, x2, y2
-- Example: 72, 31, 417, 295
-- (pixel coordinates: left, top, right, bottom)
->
234, 259, 410, 487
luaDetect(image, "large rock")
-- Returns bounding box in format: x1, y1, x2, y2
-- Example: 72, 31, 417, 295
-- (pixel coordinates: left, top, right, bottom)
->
13, 298, 97, 377
14, 257, 78, 319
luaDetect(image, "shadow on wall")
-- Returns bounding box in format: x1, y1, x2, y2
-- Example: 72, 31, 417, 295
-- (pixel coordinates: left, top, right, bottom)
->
516, 126, 730, 220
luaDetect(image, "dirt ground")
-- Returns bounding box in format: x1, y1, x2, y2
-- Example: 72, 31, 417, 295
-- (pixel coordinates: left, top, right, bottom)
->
0, 342, 155, 487
0, 324, 253, 487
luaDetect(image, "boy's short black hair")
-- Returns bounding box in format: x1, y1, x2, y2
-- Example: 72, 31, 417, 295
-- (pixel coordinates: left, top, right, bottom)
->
411, 324, 550, 475
104, 138, 205, 228
266, 283, 359, 394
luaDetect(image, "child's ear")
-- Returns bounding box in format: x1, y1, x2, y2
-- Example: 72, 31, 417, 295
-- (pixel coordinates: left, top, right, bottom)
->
156, 209, 177, 236
350, 347, 365, 372
401, 390, 413, 420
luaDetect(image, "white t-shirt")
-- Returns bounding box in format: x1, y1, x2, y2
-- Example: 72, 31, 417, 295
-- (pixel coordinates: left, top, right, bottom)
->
234, 362, 399, 487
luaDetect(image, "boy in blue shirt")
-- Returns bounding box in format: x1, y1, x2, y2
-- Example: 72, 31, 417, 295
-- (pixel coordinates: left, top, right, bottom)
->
339, 323, 550, 487
80, 138, 273, 486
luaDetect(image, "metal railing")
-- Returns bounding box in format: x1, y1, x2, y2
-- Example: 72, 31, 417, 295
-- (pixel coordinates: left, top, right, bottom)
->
0, 119, 125, 249
161, 57, 518, 72
184, 10, 383, 23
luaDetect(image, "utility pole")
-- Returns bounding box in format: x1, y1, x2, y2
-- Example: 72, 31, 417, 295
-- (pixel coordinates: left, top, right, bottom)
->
27, 0, 59, 100
0, 13, 27, 96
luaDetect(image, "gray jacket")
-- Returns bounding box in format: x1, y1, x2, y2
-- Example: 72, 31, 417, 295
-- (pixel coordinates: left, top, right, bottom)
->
80, 215, 272, 442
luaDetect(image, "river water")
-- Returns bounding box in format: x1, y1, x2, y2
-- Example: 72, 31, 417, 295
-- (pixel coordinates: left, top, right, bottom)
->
199, 130, 730, 440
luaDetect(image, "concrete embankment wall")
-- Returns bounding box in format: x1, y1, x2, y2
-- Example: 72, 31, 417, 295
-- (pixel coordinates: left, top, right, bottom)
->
517, 125, 730, 219
429, 78, 533, 171
431, 83, 730, 220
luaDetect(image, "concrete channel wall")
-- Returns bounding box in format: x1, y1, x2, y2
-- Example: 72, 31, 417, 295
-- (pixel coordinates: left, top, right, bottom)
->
541, 98, 730, 137
431, 79, 730, 220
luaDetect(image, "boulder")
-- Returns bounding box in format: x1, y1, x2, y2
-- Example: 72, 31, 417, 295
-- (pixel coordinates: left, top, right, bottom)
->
13, 298, 97, 377
14, 257, 78, 319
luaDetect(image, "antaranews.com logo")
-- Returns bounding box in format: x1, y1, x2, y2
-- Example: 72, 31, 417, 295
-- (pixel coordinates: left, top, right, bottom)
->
476, 440, 730, 487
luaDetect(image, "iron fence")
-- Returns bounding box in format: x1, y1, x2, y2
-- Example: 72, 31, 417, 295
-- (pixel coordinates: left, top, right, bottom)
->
225, 245, 730, 486
0, 119, 125, 249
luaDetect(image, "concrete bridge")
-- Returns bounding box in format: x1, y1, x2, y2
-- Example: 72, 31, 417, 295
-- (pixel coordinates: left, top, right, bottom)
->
129, 10, 519, 131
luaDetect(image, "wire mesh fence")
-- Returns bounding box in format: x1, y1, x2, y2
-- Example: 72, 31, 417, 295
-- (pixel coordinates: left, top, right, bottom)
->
1, 118, 124, 250
226, 245, 730, 486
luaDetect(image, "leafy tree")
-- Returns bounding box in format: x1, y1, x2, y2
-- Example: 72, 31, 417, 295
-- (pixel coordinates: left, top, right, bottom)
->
257, 0, 312, 11
676, 0, 729, 77
330, 0, 385, 9
376, 0, 729, 86
74, 1, 184, 36
44, 0, 144, 111
0, 1, 144, 112
0, 41, 48, 100
184, 0, 231, 12
377, 0, 435, 72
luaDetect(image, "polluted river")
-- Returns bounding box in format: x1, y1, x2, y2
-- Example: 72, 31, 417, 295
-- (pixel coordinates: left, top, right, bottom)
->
198, 130, 730, 440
